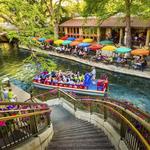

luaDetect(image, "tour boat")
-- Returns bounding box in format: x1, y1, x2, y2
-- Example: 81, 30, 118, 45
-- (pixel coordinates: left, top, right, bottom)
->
33, 71, 108, 96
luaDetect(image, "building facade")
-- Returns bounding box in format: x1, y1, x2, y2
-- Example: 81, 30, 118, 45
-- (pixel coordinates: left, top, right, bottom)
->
59, 16, 150, 47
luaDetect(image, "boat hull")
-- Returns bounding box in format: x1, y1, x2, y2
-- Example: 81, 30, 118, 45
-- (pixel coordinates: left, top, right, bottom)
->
33, 82, 106, 96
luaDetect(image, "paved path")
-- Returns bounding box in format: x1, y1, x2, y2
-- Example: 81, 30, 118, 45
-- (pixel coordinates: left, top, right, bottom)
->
49, 105, 115, 150
11, 83, 30, 102
20, 45, 150, 79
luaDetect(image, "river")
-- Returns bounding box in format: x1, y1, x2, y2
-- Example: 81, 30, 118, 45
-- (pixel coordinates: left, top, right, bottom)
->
0, 43, 150, 113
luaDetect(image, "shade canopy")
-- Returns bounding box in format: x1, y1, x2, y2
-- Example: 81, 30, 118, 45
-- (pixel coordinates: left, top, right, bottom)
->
115, 47, 132, 53
99, 40, 113, 45
60, 36, 68, 40
38, 38, 46, 42
78, 42, 91, 47
54, 40, 64, 45
67, 37, 76, 41
89, 44, 103, 51
131, 49, 150, 56
83, 38, 93, 43
101, 45, 116, 51
45, 39, 53, 43
62, 40, 72, 45
32, 37, 39, 40
75, 38, 83, 42
70, 41, 81, 46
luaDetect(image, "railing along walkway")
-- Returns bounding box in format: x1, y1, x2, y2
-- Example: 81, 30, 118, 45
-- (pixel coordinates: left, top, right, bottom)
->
0, 102, 51, 150
57, 89, 150, 150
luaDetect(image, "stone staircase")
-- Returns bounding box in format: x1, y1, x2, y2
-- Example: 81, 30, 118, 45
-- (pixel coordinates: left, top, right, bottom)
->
47, 105, 115, 150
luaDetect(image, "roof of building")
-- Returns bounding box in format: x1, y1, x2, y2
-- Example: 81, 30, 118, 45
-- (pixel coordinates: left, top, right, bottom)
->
59, 16, 150, 28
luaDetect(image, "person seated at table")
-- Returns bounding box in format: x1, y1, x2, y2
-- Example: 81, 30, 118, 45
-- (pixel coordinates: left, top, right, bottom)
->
78, 50, 84, 57
139, 57, 147, 71
72, 47, 78, 56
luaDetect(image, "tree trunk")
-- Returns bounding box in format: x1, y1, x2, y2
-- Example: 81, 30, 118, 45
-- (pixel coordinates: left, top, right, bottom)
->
125, 0, 132, 48
54, 21, 59, 39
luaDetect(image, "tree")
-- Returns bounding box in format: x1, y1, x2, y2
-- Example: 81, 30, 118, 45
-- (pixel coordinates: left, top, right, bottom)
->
43, 0, 82, 38
83, 0, 150, 48
0, 0, 82, 39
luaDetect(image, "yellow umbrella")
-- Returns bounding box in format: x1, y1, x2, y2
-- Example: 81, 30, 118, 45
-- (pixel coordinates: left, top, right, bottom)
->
32, 38, 37, 41
83, 38, 93, 43
101, 45, 117, 51
54, 40, 64, 45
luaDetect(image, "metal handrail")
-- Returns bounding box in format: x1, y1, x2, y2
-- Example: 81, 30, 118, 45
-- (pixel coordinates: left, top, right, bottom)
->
0, 101, 44, 105
0, 109, 50, 121
59, 90, 150, 149
104, 104, 150, 149
0, 102, 51, 150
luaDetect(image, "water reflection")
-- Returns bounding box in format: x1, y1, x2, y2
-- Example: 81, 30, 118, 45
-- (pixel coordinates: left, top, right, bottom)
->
0, 43, 150, 112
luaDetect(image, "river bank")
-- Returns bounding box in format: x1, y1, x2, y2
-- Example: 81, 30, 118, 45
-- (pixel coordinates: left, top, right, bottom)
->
20, 45, 150, 79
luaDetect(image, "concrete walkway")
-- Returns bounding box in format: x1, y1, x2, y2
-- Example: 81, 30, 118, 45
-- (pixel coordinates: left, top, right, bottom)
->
11, 83, 30, 102
20, 45, 150, 79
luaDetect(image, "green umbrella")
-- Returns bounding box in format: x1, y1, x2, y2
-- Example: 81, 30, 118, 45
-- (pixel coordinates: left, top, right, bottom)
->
99, 40, 113, 45
62, 40, 72, 45
115, 47, 131, 53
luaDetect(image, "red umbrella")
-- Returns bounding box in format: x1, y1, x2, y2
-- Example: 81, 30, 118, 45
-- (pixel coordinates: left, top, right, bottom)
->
60, 36, 68, 40
45, 39, 53, 44
89, 44, 103, 51
45, 39, 53, 42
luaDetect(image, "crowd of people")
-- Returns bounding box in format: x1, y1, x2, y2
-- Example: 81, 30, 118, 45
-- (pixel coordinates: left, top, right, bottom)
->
34, 67, 105, 89
35, 70, 86, 85
41, 44, 148, 71
1, 88, 17, 102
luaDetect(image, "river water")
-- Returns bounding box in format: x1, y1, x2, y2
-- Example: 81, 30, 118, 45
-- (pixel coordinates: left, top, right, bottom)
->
0, 43, 150, 113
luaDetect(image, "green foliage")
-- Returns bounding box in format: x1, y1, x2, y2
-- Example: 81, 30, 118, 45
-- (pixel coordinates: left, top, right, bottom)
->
23, 52, 57, 73
83, 0, 150, 19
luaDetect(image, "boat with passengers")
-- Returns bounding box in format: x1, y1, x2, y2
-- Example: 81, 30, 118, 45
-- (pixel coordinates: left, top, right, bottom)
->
33, 70, 108, 96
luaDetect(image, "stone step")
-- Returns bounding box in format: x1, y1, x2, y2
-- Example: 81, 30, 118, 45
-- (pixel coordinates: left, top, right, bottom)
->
53, 133, 106, 140
57, 126, 101, 134
48, 106, 115, 150
54, 130, 104, 137
48, 148, 114, 150
56, 125, 101, 132
48, 144, 114, 149
54, 123, 94, 132
51, 137, 109, 144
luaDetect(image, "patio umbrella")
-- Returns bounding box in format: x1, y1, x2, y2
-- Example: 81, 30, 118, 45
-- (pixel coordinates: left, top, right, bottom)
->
62, 40, 72, 45
75, 38, 83, 42
32, 38, 37, 41
54, 40, 64, 45
45, 39, 53, 45
83, 38, 93, 43
101, 45, 116, 51
38, 38, 46, 42
115, 47, 131, 53
99, 40, 113, 45
88, 44, 103, 51
70, 41, 81, 46
131, 49, 150, 56
78, 42, 91, 48
67, 37, 76, 41
61, 36, 68, 40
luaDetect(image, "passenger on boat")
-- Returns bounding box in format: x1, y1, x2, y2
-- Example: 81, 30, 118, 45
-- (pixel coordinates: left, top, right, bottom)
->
91, 67, 96, 80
